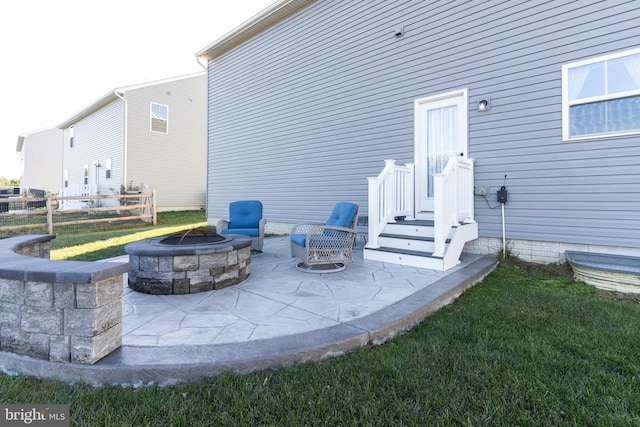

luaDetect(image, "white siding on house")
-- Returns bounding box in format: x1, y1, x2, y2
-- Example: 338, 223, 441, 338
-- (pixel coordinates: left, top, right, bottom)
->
62, 99, 125, 196
204, 0, 640, 250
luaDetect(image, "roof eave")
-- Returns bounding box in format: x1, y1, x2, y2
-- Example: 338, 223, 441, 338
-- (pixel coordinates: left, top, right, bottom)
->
56, 71, 206, 129
57, 90, 122, 130
195, 0, 315, 62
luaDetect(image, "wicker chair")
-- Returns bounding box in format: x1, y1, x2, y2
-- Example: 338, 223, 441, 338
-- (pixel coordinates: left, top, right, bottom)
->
217, 200, 265, 252
290, 202, 359, 273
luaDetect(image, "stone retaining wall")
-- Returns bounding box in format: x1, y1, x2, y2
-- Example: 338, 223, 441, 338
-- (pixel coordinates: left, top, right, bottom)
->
0, 235, 130, 364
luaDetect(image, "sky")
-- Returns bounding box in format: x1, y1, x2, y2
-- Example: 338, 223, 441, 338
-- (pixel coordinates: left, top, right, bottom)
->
0, 0, 275, 180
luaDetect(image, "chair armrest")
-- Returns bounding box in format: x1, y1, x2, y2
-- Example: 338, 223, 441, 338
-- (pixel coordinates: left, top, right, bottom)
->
296, 225, 356, 248
216, 219, 229, 233
290, 222, 324, 235
314, 225, 357, 235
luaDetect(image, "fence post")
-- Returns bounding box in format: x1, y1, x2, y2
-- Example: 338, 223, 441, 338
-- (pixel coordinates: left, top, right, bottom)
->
152, 189, 157, 225
46, 192, 53, 234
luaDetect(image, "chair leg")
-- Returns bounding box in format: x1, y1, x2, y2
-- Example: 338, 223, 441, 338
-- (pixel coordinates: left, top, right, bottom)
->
251, 236, 263, 252
295, 262, 346, 273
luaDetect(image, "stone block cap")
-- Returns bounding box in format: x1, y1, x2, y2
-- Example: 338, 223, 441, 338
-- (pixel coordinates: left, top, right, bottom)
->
0, 234, 131, 283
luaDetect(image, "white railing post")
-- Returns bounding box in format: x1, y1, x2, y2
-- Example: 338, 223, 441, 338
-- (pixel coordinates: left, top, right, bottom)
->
367, 159, 419, 250
405, 163, 415, 220
456, 158, 475, 223
433, 156, 457, 257
433, 156, 476, 258
385, 159, 396, 223
367, 176, 380, 248
367, 159, 400, 249
433, 173, 447, 258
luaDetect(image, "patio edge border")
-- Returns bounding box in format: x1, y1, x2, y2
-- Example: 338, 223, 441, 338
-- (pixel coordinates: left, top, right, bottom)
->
0, 256, 499, 387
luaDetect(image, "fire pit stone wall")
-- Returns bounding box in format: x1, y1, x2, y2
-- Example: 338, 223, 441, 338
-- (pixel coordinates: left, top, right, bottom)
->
125, 234, 252, 295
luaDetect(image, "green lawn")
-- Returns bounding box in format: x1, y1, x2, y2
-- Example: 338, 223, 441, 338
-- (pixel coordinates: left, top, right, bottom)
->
1, 213, 639, 425
50, 210, 207, 261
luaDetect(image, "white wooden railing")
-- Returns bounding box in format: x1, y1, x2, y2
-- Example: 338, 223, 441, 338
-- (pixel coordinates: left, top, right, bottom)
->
432, 156, 475, 257
367, 160, 414, 248
58, 184, 97, 209
367, 156, 474, 256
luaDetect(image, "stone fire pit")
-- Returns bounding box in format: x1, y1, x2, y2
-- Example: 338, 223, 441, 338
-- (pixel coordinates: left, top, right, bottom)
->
124, 228, 252, 295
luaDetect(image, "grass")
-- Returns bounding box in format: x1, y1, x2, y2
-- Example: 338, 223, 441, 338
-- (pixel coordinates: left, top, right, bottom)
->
50, 210, 207, 260
2, 215, 640, 425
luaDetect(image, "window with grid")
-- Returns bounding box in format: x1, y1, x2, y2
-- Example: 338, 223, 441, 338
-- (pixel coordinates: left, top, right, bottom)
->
150, 103, 168, 133
562, 48, 640, 140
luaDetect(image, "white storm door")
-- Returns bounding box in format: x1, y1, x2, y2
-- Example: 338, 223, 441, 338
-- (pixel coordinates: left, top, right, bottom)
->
414, 90, 468, 218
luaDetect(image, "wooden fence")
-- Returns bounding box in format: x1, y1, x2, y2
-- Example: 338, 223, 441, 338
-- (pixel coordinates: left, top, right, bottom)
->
0, 190, 157, 235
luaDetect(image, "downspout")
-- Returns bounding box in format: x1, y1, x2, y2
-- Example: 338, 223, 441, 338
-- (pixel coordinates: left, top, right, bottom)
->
196, 55, 209, 219
114, 90, 128, 187
196, 56, 207, 70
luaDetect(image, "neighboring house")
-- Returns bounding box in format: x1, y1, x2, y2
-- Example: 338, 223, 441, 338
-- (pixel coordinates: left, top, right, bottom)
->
57, 72, 207, 211
16, 127, 64, 193
197, 0, 640, 269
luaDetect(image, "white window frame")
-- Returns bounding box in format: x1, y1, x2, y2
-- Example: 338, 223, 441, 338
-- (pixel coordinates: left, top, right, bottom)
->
562, 47, 640, 141
150, 102, 168, 134
69, 126, 74, 148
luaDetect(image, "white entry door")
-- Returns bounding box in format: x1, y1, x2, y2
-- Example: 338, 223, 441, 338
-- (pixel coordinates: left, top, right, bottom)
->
414, 89, 468, 218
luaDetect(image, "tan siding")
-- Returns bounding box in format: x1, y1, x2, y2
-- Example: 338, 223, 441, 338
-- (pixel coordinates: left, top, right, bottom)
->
126, 74, 207, 210
20, 128, 63, 192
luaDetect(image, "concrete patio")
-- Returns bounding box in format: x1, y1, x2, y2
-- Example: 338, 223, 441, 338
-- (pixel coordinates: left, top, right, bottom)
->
0, 237, 498, 387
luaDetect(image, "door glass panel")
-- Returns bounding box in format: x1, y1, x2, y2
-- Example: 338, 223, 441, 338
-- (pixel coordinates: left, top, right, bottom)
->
426, 105, 457, 197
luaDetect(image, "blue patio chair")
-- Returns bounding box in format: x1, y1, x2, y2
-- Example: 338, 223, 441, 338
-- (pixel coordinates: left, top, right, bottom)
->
290, 202, 359, 273
216, 200, 265, 252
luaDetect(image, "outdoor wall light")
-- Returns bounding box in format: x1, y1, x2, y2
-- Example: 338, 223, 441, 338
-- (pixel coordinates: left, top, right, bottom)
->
477, 98, 491, 112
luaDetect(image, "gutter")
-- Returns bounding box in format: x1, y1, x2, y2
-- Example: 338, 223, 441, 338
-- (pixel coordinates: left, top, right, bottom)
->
195, 0, 314, 62
57, 91, 120, 129
57, 73, 205, 130
196, 56, 207, 70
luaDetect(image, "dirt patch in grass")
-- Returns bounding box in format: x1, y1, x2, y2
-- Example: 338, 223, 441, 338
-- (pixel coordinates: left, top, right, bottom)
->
502, 257, 640, 305
594, 288, 640, 304
501, 257, 573, 277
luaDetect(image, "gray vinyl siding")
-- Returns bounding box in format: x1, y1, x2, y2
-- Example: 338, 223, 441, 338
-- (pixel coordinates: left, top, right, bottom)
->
468, 0, 640, 249
126, 74, 207, 210
62, 100, 125, 195
206, 0, 640, 249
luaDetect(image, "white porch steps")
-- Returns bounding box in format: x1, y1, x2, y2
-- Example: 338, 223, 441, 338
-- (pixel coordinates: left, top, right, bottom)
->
364, 219, 478, 271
